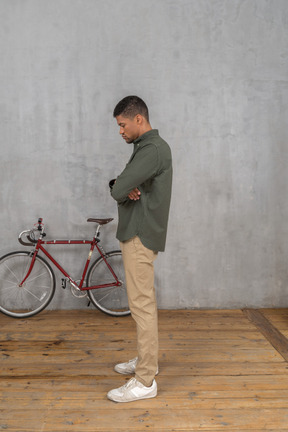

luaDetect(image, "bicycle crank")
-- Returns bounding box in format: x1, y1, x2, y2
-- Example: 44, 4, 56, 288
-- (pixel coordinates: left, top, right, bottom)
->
69, 280, 87, 298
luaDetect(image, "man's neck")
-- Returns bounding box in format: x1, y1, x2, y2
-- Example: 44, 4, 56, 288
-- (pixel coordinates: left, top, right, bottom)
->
139, 124, 152, 137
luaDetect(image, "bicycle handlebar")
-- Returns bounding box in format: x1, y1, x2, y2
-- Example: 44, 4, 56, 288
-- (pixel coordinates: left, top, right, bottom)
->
18, 218, 45, 246
18, 230, 38, 246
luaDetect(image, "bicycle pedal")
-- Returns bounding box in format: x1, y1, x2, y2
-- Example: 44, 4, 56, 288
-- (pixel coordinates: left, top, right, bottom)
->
61, 278, 67, 289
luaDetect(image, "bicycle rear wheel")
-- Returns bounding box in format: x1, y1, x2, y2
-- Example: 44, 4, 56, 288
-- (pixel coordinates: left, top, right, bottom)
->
87, 250, 130, 317
0, 251, 55, 318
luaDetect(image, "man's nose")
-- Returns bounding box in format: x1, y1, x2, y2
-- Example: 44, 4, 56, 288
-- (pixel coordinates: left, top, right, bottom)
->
119, 127, 124, 135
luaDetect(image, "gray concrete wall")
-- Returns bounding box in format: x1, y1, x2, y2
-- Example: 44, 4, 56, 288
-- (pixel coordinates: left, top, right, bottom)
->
1, 0, 287, 309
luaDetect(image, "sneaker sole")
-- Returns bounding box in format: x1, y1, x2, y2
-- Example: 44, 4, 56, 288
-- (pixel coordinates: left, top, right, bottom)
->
114, 366, 135, 375
107, 390, 157, 403
114, 367, 159, 376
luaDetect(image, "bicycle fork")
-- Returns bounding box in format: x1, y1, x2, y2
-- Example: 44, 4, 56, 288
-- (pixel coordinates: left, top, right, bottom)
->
19, 220, 45, 287
19, 250, 39, 287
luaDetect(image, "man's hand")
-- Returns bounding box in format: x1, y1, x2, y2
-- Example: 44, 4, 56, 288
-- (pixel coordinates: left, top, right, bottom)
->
128, 188, 141, 201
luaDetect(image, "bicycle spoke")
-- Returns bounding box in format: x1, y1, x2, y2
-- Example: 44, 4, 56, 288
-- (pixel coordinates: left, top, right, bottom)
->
24, 270, 49, 284
94, 289, 116, 303
22, 286, 45, 302
1, 278, 20, 287
3, 261, 23, 284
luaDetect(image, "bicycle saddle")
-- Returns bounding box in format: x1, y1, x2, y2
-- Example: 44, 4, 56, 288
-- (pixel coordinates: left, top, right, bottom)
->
87, 218, 114, 225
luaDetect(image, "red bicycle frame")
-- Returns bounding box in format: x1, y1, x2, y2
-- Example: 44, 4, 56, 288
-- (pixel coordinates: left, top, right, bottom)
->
20, 237, 121, 291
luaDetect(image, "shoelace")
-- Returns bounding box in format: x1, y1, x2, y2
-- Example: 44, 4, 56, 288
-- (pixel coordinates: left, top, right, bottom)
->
127, 357, 137, 364
123, 378, 138, 389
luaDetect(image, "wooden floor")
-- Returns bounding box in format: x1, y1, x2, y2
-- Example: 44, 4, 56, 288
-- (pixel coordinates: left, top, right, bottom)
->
1, 308, 288, 431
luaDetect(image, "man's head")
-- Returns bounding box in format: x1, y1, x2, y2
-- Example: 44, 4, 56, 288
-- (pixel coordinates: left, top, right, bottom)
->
113, 96, 149, 122
113, 96, 151, 143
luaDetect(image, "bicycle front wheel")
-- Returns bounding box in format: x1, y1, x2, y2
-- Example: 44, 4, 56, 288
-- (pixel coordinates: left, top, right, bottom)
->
0, 251, 55, 318
87, 250, 130, 317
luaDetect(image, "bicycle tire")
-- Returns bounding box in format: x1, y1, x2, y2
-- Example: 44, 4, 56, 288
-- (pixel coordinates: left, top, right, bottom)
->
87, 250, 130, 317
0, 251, 56, 318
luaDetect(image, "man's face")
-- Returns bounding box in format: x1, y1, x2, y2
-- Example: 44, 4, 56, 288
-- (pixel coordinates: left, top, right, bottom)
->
116, 114, 140, 144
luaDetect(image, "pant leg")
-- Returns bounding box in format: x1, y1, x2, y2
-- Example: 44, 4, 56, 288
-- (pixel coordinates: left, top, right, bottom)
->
120, 236, 158, 387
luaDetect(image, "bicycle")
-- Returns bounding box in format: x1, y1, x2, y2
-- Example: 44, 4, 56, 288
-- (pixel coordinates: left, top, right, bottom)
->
0, 218, 130, 319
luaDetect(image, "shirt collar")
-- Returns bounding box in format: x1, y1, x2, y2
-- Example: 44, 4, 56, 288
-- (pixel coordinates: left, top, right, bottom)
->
133, 129, 159, 145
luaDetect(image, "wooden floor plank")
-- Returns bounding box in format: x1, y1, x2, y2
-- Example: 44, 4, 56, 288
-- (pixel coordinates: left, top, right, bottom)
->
2, 377, 288, 409
1, 309, 288, 431
1, 346, 283, 363
2, 361, 288, 378
1, 407, 288, 431
243, 309, 288, 361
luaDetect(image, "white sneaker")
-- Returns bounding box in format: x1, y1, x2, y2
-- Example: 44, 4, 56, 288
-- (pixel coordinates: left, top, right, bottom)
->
107, 377, 157, 403
114, 357, 138, 374
114, 357, 159, 375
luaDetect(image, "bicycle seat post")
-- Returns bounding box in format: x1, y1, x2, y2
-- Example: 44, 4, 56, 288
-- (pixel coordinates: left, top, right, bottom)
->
87, 218, 114, 241
95, 224, 101, 240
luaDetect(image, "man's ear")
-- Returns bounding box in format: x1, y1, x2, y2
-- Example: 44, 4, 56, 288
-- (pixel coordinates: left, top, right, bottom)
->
135, 114, 144, 125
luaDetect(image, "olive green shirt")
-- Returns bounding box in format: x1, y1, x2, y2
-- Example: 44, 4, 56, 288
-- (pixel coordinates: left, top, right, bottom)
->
110, 129, 172, 252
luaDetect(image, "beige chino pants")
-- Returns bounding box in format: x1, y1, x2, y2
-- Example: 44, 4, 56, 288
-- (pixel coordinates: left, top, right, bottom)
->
120, 236, 158, 387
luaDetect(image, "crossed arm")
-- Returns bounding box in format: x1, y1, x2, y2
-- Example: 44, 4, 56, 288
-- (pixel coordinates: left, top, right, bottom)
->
110, 144, 158, 203
109, 180, 141, 201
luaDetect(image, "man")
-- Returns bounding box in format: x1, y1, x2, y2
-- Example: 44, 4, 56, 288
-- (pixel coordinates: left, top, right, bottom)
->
107, 96, 172, 403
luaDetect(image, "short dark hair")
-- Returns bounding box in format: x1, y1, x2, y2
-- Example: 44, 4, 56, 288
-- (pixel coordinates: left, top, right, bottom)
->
113, 96, 149, 122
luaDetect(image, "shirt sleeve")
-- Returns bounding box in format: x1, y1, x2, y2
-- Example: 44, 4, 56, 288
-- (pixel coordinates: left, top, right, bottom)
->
111, 144, 158, 203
